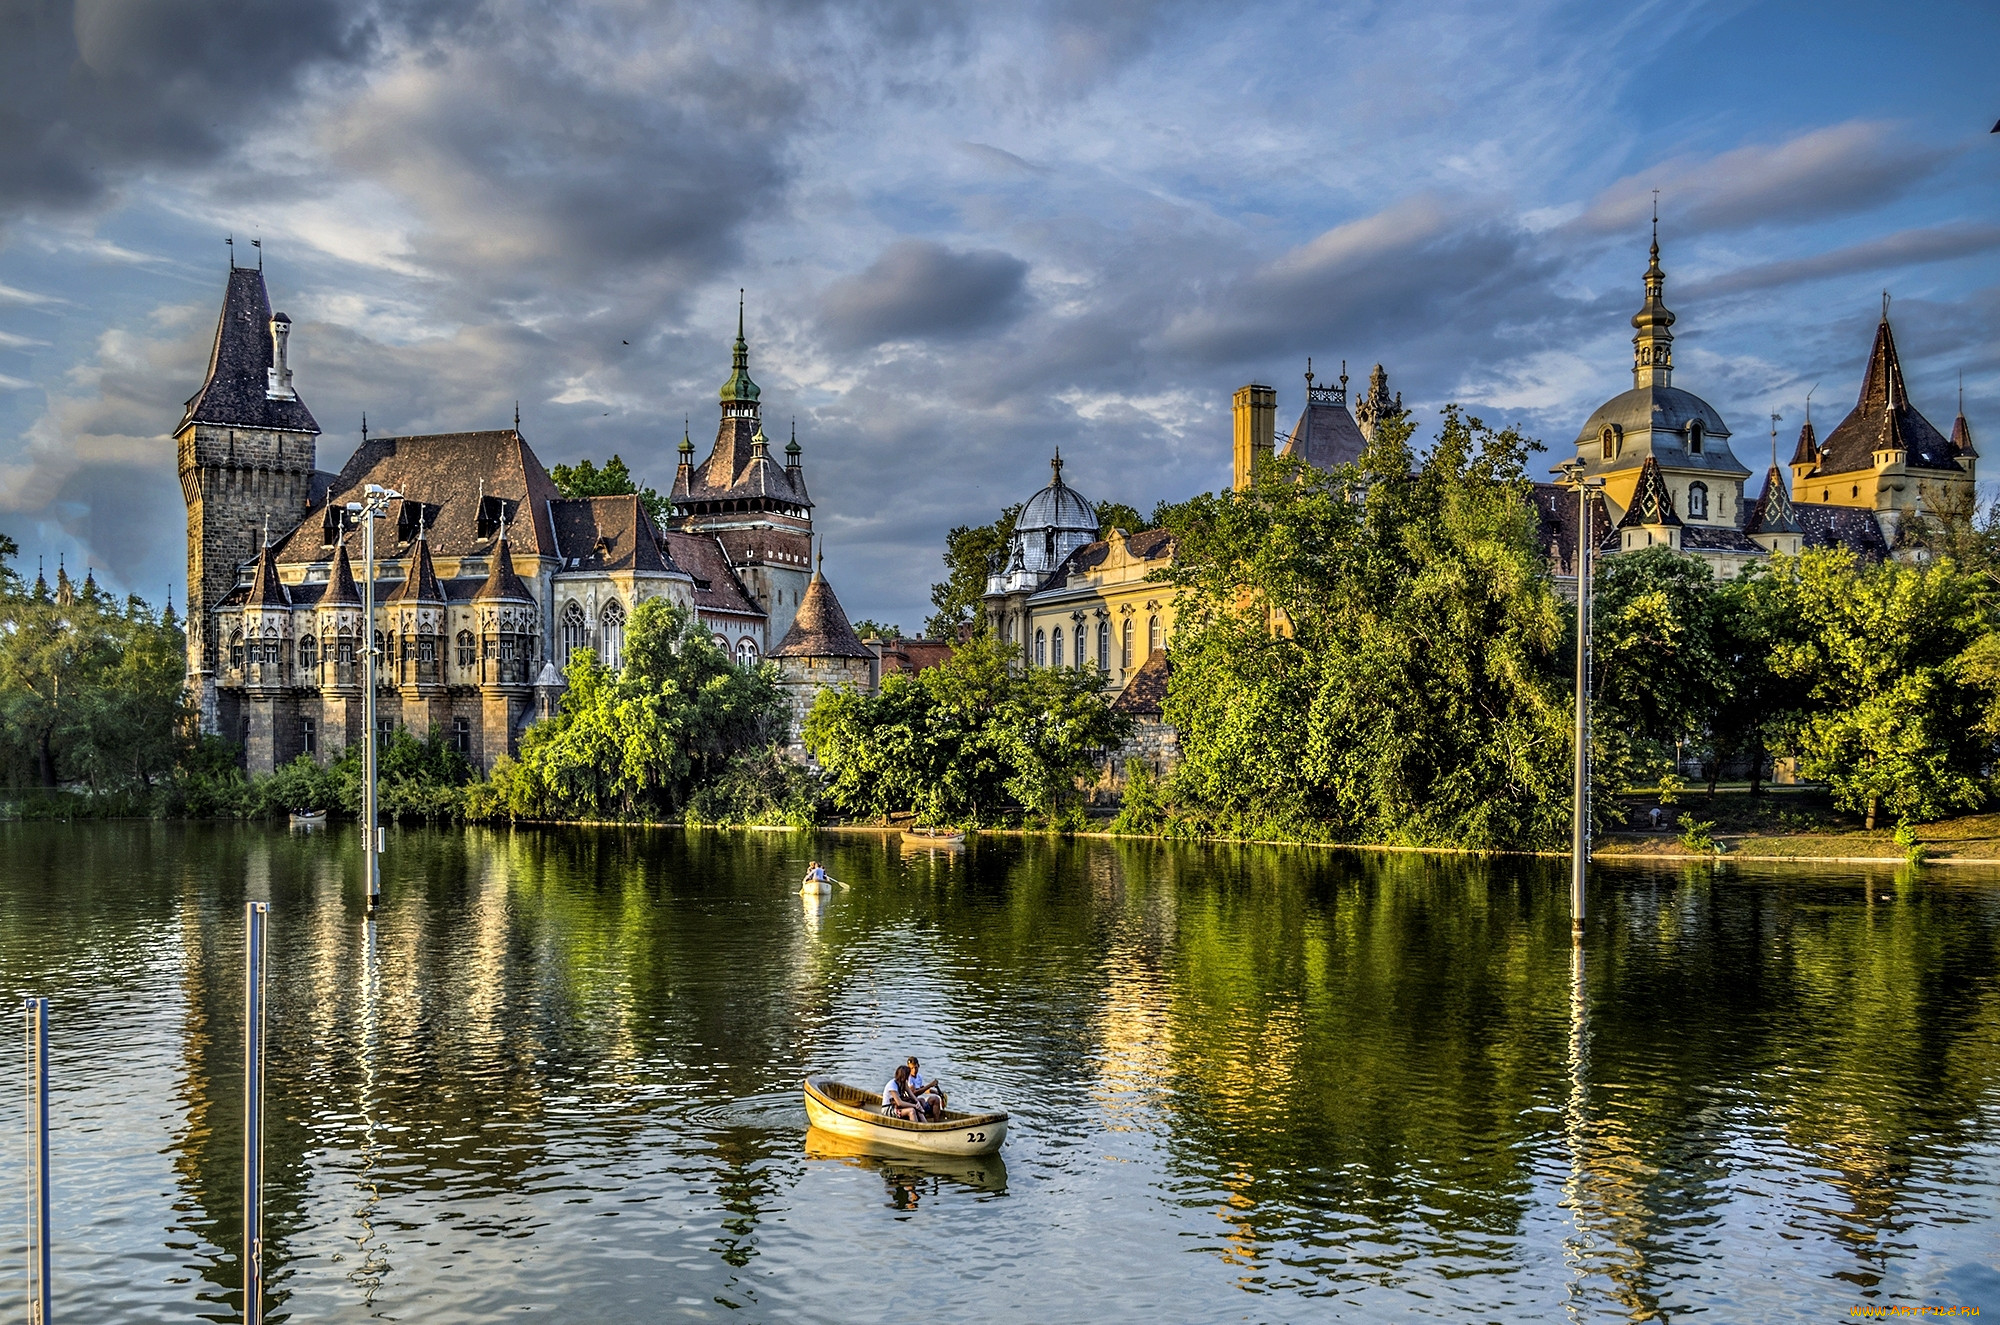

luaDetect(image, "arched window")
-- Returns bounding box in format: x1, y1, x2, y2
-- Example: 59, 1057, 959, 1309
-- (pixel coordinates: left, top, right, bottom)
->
1148, 615, 1162, 655
1051, 627, 1064, 667
298, 635, 317, 672
373, 631, 385, 662
457, 630, 475, 668
417, 635, 436, 664
1600, 426, 1616, 461
337, 631, 354, 666
600, 600, 626, 668
1035, 629, 1046, 666
1073, 625, 1085, 669
735, 637, 759, 666
1121, 618, 1133, 669
561, 601, 588, 661
1097, 621, 1110, 671
1687, 420, 1704, 455
1688, 482, 1709, 520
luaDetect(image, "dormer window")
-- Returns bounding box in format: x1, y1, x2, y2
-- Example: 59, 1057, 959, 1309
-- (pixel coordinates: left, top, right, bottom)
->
1688, 482, 1709, 520
1687, 420, 1704, 455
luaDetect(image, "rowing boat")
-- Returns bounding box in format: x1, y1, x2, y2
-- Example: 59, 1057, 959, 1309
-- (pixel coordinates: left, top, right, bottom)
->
802, 1076, 1008, 1157
898, 828, 965, 850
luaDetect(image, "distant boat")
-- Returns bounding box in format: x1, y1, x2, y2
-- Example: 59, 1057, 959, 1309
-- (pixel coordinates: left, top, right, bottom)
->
289, 810, 327, 828
802, 1076, 1007, 1157
899, 828, 965, 850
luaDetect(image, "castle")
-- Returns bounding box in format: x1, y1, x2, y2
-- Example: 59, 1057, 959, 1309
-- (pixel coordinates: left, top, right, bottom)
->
179, 263, 861, 774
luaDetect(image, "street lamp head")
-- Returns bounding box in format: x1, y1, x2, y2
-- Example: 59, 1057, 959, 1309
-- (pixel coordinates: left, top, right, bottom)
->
345, 501, 363, 514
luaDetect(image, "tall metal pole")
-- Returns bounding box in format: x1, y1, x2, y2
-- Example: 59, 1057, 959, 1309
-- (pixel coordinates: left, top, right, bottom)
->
23, 997, 49, 1325
243, 903, 267, 1325
1569, 470, 1601, 942
362, 501, 380, 912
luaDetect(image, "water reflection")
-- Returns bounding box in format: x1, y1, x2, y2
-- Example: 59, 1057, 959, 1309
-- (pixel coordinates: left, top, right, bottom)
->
803, 1127, 1009, 1207
0, 825, 1995, 1322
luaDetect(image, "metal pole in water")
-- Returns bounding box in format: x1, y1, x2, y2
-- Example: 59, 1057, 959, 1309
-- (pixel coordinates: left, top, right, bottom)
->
362, 500, 380, 913
1562, 463, 1603, 944
23, 997, 49, 1325
243, 903, 267, 1325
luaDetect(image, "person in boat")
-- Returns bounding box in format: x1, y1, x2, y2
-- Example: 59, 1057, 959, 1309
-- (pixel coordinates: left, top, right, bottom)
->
803, 861, 829, 888
905, 1056, 946, 1118
883, 1064, 926, 1122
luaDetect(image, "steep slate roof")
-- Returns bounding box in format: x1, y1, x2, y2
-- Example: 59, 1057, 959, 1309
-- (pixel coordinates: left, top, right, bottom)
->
1111, 650, 1172, 718
549, 496, 683, 575
1530, 483, 1615, 574
474, 533, 535, 603
1679, 524, 1766, 553
274, 430, 564, 566
246, 540, 291, 608
323, 544, 362, 607
661, 531, 765, 617
1617, 456, 1682, 528
1789, 420, 1819, 467
385, 531, 445, 604
770, 565, 871, 659
1279, 386, 1367, 471
1952, 410, 1978, 459
1743, 466, 1802, 536
1814, 318, 1961, 475
1793, 503, 1890, 561
179, 266, 320, 435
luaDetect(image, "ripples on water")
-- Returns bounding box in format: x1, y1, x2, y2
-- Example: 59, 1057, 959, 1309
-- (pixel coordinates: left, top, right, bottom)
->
0, 824, 1996, 1321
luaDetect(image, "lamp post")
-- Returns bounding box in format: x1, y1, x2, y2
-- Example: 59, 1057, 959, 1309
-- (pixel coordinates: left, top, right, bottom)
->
345, 483, 401, 911
1558, 459, 1605, 943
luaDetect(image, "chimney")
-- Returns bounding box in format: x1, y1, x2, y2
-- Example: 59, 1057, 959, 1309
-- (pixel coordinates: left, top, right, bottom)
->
266, 312, 295, 400
1232, 383, 1275, 491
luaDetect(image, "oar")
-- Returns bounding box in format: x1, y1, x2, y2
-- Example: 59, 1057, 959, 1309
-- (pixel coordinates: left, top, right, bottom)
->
825, 876, 853, 890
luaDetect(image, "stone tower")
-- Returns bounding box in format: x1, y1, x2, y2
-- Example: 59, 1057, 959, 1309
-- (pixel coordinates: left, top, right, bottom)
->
177, 263, 320, 735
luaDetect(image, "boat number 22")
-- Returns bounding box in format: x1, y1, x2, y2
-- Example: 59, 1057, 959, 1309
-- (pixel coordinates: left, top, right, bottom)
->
965, 1131, 987, 1144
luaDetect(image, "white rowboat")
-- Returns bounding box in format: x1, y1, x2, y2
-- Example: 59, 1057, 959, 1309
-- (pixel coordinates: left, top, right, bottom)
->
802, 1076, 1008, 1157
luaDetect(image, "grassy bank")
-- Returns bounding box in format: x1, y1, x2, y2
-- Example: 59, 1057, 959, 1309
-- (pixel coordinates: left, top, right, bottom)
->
1593, 786, 2000, 863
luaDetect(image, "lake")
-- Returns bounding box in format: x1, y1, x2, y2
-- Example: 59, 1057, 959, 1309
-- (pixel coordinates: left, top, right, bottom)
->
0, 823, 1996, 1321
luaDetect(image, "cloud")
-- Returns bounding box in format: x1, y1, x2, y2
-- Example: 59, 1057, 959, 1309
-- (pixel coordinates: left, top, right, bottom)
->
1575, 121, 1954, 236
1684, 223, 2000, 300
818, 239, 1031, 349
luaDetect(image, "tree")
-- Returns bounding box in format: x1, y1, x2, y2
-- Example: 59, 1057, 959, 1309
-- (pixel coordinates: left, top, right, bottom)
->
1760, 550, 1991, 827
549, 454, 671, 530
804, 630, 1127, 826
1157, 408, 1576, 849
850, 620, 904, 640
1590, 547, 1727, 792
926, 504, 1020, 639
1094, 501, 1146, 536
488, 598, 785, 819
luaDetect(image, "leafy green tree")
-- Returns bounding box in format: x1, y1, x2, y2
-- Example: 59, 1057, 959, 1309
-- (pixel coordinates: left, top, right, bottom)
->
926, 504, 1020, 639
1158, 408, 1576, 848
1761, 550, 1991, 827
1094, 501, 1147, 536
487, 598, 785, 819
549, 454, 671, 530
1590, 547, 1727, 791
850, 619, 904, 640
804, 630, 1126, 826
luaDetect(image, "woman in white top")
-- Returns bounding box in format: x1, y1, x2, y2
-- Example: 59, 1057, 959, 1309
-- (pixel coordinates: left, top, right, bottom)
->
882, 1064, 924, 1121
904, 1056, 945, 1119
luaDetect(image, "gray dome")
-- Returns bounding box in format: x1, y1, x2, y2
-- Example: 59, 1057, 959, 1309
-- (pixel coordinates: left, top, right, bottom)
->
1576, 385, 1731, 447
1017, 454, 1097, 535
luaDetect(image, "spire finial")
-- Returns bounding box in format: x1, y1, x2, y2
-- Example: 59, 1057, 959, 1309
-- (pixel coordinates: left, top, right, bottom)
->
226, 233, 234, 269
514, 400, 521, 432
1770, 410, 1782, 469
1882, 290, 1891, 323
1304, 356, 1314, 389
738, 289, 745, 341
1340, 359, 1348, 392
263, 513, 271, 547
1052, 448, 1063, 484
1651, 190, 1659, 247
1806, 382, 1817, 428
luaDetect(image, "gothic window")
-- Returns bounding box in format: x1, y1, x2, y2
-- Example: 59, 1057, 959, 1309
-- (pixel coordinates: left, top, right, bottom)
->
561, 601, 589, 661
1035, 629, 1046, 667
230, 632, 245, 668
337, 633, 354, 666
600, 600, 626, 668
457, 630, 475, 668
418, 635, 436, 664
1097, 621, 1110, 671
373, 631, 385, 661
452, 716, 472, 756
1688, 482, 1709, 520
298, 635, 317, 672
735, 637, 759, 666
1148, 614, 1162, 655
1051, 628, 1064, 667
1687, 420, 1704, 455
1121, 618, 1133, 669
500, 635, 516, 662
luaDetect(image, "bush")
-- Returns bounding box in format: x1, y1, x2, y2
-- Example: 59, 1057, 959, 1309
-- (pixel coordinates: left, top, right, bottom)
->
684, 747, 821, 827
1109, 760, 1170, 835
1676, 814, 1718, 855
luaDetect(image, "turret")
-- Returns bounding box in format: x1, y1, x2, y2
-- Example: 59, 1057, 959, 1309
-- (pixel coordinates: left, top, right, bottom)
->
1631, 209, 1675, 390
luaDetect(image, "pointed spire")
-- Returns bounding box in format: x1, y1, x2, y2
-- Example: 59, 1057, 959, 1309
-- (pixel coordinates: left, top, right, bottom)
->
514, 400, 521, 433
720, 289, 760, 406
771, 547, 871, 661
1631, 207, 1676, 389
1952, 376, 1978, 458
33, 557, 47, 601
474, 516, 534, 603
388, 517, 444, 604
786, 418, 801, 463
247, 536, 290, 608
82, 566, 98, 600
325, 542, 362, 606
1745, 465, 1802, 536
54, 555, 73, 607
679, 420, 695, 461
1616, 456, 1682, 528
1051, 448, 1064, 485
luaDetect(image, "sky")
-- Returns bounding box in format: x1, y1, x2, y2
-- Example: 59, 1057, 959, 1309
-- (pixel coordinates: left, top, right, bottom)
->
0, 0, 1995, 632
